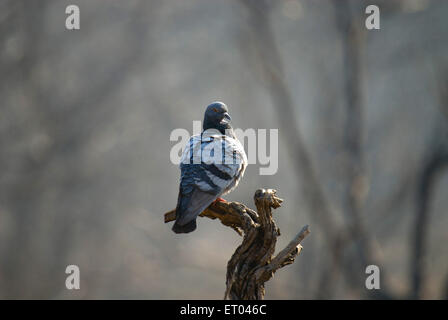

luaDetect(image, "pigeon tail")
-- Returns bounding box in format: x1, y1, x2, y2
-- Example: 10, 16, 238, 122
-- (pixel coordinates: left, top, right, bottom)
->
172, 219, 197, 234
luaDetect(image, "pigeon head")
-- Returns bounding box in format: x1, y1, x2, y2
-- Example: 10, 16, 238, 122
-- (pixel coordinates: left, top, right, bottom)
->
203, 101, 233, 135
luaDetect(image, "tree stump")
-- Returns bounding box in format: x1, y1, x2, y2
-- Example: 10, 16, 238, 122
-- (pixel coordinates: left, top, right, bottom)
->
164, 188, 310, 300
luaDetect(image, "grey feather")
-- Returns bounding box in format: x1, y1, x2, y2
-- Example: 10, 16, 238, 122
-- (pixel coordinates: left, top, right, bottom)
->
176, 188, 217, 226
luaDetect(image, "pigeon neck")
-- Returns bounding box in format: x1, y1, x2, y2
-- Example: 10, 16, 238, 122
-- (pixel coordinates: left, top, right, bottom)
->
203, 122, 234, 137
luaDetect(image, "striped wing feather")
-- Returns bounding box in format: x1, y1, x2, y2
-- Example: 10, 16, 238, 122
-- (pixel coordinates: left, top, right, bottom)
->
173, 134, 247, 233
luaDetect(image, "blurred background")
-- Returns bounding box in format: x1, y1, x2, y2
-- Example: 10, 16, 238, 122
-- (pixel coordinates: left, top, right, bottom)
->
1, 0, 447, 299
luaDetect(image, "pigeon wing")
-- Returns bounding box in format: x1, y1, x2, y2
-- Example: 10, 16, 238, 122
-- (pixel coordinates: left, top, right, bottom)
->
173, 134, 246, 233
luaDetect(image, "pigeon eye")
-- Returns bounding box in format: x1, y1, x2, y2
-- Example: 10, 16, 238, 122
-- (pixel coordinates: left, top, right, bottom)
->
212, 108, 219, 113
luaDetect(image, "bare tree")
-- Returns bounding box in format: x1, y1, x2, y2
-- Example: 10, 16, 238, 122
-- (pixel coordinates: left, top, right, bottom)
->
165, 189, 310, 299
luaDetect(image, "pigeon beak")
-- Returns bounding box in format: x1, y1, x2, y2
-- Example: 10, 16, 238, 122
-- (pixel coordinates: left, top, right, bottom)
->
222, 112, 231, 124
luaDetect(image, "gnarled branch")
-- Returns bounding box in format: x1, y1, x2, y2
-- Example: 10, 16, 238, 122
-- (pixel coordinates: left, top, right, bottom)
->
164, 188, 310, 300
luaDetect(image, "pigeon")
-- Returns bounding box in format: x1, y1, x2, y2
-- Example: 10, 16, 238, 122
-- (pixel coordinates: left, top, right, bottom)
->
172, 101, 248, 234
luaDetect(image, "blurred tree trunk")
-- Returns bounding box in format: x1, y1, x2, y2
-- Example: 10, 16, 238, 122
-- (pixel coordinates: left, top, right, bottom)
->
411, 151, 448, 299
333, 1, 388, 296
411, 70, 448, 299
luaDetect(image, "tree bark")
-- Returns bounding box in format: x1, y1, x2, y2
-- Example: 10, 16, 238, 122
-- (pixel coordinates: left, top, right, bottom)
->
164, 188, 310, 300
